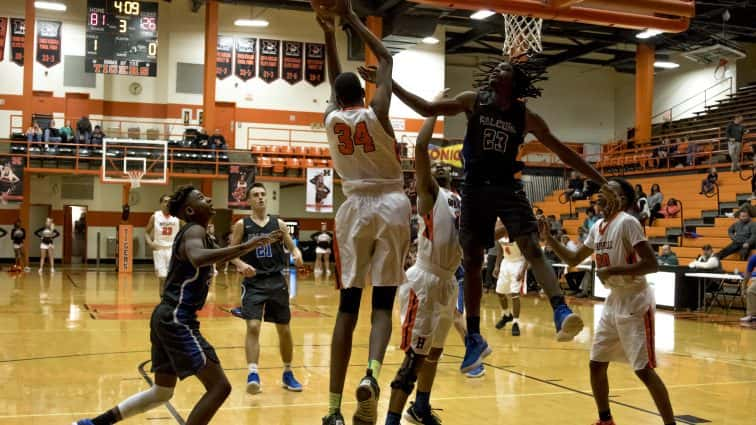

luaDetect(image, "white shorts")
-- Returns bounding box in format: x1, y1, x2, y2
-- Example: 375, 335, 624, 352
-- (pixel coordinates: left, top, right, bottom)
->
591, 285, 656, 371
153, 248, 172, 278
40, 243, 52, 251
399, 261, 457, 356
334, 190, 410, 288
315, 247, 331, 255
495, 261, 527, 295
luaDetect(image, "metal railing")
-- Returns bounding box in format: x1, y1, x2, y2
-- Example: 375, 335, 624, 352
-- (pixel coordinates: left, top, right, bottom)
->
652, 76, 733, 124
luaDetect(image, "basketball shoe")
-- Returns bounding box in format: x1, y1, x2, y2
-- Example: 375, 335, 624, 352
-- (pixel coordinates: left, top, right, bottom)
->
404, 401, 442, 425
495, 313, 513, 329
353, 369, 380, 425
247, 371, 261, 394
281, 370, 303, 391
465, 364, 486, 378
554, 304, 584, 342
322, 411, 346, 425
460, 333, 491, 373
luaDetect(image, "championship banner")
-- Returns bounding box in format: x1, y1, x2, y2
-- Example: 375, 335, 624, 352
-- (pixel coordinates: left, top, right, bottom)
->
10, 18, 24, 67
259, 39, 280, 83
428, 143, 463, 169
306, 168, 333, 213
282, 41, 303, 85
0, 156, 24, 203
36, 20, 61, 68
0, 18, 7, 62
216, 36, 233, 80
228, 165, 256, 209
305, 42, 325, 87
234, 37, 256, 81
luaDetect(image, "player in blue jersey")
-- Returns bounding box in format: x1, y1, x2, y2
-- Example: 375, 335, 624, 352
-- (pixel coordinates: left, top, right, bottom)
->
74, 186, 282, 425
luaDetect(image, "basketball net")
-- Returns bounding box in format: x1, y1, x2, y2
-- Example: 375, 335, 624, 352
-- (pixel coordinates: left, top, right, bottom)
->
502, 14, 543, 58
127, 170, 145, 189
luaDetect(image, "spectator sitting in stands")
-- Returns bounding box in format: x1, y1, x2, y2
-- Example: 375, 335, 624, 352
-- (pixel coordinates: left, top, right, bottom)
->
208, 128, 227, 151
577, 226, 587, 243
90, 126, 105, 145
583, 179, 600, 199
59, 121, 73, 143
657, 244, 679, 266
581, 208, 598, 233
26, 121, 42, 141
657, 198, 681, 219
647, 184, 664, 225
700, 167, 718, 195
196, 127, 209, 147
689, 244, 721, 270
547, 215, 562, 237
635, 190, 650, 225
44, 120, 62, 143
535, 208, 544, 221
76, 115, 92, 143
716, 210, 756, 261
656, 137, 671, 168
634, 184, 647, 201
565, 171, 585, 200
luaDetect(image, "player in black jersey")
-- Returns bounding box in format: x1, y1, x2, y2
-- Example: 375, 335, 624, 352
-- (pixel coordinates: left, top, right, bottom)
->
74, 186, 282, 425
228, 182, 305, 394
359, 59, 607, 372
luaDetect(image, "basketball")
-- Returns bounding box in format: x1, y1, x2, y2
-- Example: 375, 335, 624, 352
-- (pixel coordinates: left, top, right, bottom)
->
310, 0, 345, 16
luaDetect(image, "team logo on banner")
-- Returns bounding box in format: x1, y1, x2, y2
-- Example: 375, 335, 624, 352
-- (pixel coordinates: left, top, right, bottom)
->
36, 20, 61, 68
428, 144, 463, 169
10, 18, 24, 66
0, 18, 8, 62
216, 36, 233, 80
305, 43, 325, 87
306, 168, 333, 213
228, 165, 256, 209
259, 39, 280, 84
282, 41, 303, 85
235, 37, 257, 81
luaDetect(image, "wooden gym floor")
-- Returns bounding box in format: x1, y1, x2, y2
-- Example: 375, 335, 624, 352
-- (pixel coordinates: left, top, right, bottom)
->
0, 267, 754, 424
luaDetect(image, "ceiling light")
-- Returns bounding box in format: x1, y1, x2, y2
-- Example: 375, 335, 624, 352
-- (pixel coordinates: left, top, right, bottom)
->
470, 10, 496, 20
234, 19, 269, 27
636, 29, 662, 39
421, 36, 439, 45
654, 61, 680, 69
35, 1, 67, 11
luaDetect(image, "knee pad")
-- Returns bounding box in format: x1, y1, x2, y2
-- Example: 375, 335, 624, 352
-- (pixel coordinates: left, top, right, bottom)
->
390, 351, 420, 394
338, 287, 362, 314
372, 286, 397, 311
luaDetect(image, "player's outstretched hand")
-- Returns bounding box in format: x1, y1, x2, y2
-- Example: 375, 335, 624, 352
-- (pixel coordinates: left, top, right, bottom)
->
236, 262, 257, 278
357, 65, 377, 83
433, 88, 450, 102
316, 13, 335, 33
537, 216, 551, 239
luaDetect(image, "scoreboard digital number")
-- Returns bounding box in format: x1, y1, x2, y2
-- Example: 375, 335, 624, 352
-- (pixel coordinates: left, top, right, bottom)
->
85, 0, 158, 77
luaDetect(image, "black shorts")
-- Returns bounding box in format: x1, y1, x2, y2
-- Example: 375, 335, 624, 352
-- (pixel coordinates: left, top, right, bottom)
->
460, 182, 538, 250
150, 303, 220, 380
241, 274, 291, 324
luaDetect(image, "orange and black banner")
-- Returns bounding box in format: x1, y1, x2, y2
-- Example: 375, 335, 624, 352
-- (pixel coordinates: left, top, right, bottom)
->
235, 37, 257, 81
10, 18, 24, 67
259, 38, 280, 84
216, 36, 233, 80
282, 41, 303, 85
0, 156, 24, 203
0, 18, 7, 62
305, 42, 325, 87
36, 20, 61, 68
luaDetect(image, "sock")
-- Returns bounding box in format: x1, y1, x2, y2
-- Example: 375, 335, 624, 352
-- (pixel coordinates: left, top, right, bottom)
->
283, 363, 292, 373
512, 317, 519, 324
414, 391, 431, 415
368, 359, 382, 379
466, 316, 480, 335
328, 392, 342, 414
599, 409, 612, 421
503, 307, 512, 316
92, 409, 119, 425
248, 363, 258, 374
385, 412, 402, 425
550, 295, 566, 309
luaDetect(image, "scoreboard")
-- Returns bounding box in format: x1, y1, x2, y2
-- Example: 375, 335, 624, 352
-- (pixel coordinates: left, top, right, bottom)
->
85, 0, 158, 77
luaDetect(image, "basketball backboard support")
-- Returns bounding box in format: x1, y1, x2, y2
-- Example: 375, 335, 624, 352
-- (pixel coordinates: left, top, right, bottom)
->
101, 138, 169, 186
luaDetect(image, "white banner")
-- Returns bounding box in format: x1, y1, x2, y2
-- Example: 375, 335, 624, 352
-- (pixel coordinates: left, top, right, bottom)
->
306, 167, 333, 213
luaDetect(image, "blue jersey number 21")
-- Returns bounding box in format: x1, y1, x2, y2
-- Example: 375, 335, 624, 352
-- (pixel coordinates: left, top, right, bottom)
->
256, 244, 272, 258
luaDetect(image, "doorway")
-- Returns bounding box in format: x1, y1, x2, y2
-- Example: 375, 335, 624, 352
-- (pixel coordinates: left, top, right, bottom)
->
64, 205, 87, 264
214, 102, 236, 148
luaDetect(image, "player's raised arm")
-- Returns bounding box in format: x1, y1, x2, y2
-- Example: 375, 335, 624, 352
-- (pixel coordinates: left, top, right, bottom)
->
317, 14, 341, 119
526, 110, 607, 185
181, 225, 283, 268
541, 217, 593, 267
414, 112, 441, 216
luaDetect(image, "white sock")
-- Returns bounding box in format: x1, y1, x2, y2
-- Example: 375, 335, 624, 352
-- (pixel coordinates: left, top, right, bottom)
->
248, 363, 258, 374
117, 385, 174, 419
503, 308, 512, 316
513, 317, 519, 324
283, 363, 292, 372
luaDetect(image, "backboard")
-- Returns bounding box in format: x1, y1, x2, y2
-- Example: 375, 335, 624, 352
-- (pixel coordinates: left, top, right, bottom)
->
101, 138, 169, 186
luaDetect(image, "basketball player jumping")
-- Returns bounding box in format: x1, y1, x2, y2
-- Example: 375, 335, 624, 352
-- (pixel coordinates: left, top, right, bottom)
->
492, 225, 528, 336
74, 186, 283, 425
388, 101, 462, 425
317, 5, 411, 425
228, 182, 305, 394
359, 59, 607, 372
541, 178, 676, 425
145, 195, 181, 295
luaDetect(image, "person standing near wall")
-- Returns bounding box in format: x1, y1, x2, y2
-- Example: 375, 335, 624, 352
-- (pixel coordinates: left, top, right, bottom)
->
726, 114, 749, 171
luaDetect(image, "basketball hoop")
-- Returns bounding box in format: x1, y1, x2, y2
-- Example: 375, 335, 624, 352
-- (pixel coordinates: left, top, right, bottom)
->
502, 14, 543, 57
127, 170, 145, 189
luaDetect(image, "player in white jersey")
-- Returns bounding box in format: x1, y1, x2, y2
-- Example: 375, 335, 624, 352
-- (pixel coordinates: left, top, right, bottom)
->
541, 178, 676, 425
317, 5, 411, 425
385, 103, 461, 425
145, 194, 181, 295
492, 226, 528, 336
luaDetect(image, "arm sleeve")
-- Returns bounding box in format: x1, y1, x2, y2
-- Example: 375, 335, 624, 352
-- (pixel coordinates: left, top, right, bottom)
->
702, 256, 720, 270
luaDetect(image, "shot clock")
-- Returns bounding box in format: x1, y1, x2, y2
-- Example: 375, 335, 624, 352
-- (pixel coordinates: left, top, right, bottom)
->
85, 0, 158, 77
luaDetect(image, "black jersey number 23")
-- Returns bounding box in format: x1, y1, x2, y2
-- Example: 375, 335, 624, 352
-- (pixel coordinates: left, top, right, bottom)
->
483, 128, 509, 153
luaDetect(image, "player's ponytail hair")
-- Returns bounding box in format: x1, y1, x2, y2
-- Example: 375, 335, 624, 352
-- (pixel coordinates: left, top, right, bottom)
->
168, 185, 196, 218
